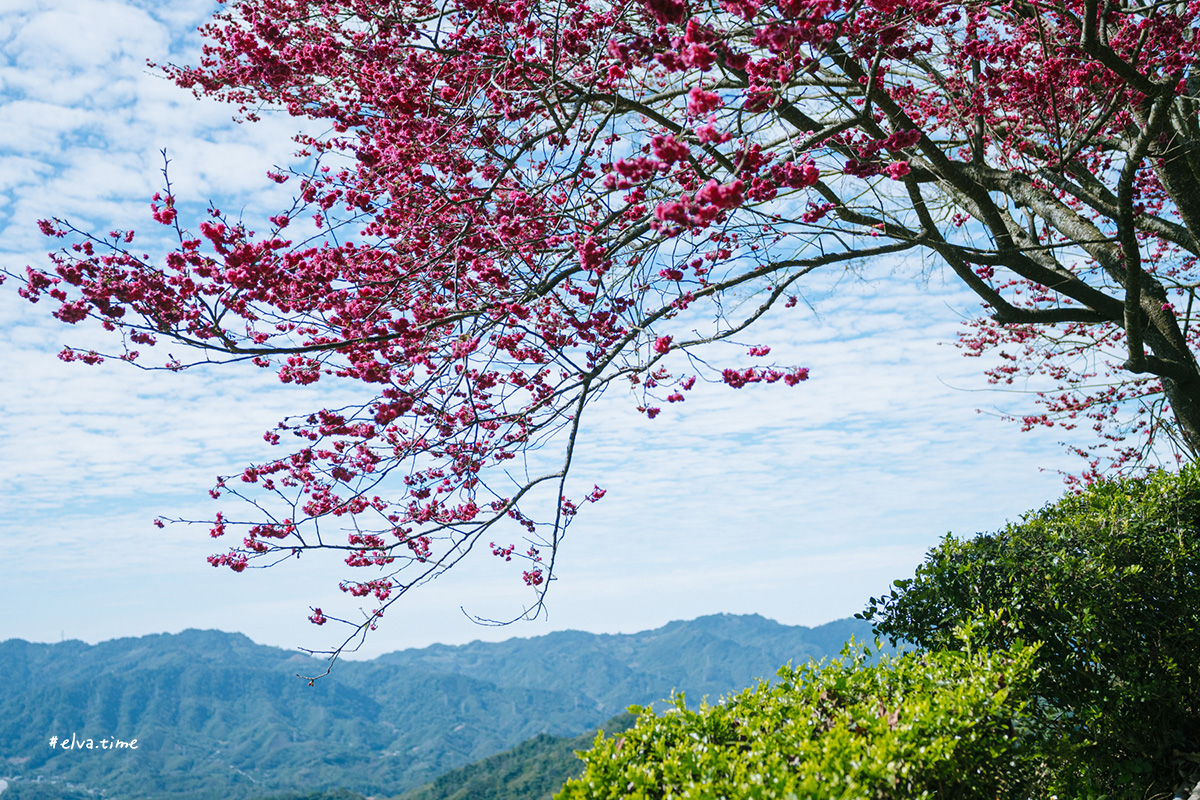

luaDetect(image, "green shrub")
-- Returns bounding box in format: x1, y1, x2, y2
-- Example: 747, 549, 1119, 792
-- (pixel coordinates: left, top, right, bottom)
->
557, 639, 1042, 800
866, 466, 1200, 796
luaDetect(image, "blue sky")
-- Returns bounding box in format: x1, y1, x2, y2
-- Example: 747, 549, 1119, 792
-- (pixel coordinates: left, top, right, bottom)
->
0, 0, 1080, 659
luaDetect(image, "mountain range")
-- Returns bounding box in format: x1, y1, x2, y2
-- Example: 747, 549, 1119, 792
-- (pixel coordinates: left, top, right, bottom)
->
0, 614, 872, 800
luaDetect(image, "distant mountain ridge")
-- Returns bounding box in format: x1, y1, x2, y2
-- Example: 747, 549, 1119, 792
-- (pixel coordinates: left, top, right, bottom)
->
0, 614, 872, 800
372, 613, 867, 712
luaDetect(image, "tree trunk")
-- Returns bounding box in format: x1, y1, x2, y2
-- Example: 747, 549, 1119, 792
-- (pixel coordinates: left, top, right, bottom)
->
1161, 374, 1200, 460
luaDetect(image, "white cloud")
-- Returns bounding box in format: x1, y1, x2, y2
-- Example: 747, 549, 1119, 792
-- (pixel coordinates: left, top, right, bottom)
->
8, 1, 166, 70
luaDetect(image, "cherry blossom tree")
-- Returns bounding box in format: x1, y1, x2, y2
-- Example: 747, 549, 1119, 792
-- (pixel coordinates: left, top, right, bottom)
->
12, 0, 1200, 652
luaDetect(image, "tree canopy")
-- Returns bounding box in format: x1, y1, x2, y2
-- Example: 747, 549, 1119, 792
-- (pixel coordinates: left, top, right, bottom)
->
866, 463, 1200, 795
12, 0, 1200, 647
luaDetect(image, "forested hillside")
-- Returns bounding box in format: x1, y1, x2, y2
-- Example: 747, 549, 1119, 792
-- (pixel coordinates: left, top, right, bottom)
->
0, 615, 869, 799
394, 713, 638, 800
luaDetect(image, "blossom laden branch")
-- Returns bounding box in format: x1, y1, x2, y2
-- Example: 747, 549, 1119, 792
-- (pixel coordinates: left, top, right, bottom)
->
17, 0, 1200, 656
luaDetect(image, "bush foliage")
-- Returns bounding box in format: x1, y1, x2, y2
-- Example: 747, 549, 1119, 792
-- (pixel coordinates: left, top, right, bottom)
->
867, 466, 1200, 795
558, 641, 1041, 800
564, 468, 1200, 799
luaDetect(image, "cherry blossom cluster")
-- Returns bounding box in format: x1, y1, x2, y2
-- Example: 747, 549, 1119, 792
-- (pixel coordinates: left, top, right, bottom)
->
15, 0, 1200, 652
